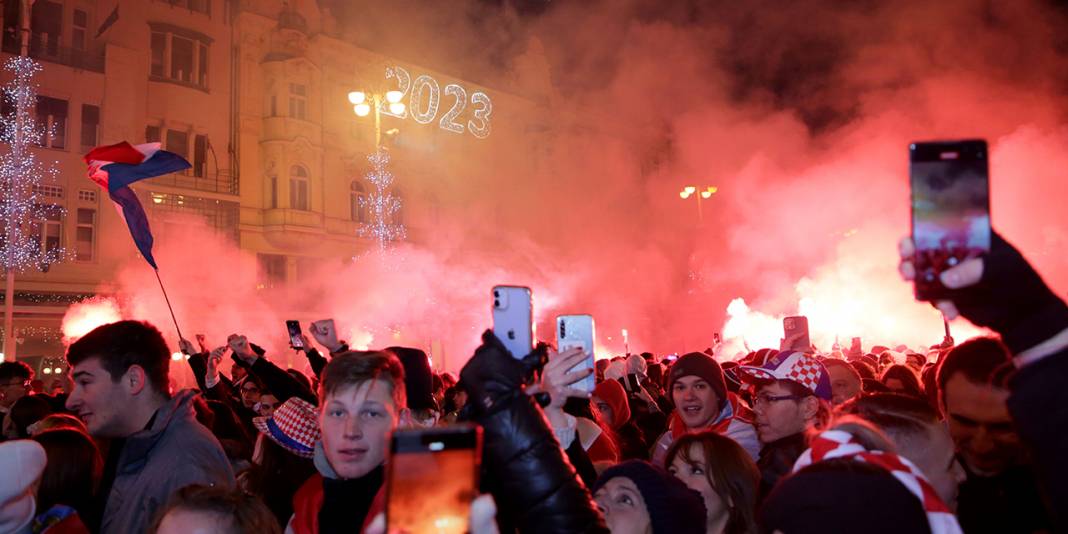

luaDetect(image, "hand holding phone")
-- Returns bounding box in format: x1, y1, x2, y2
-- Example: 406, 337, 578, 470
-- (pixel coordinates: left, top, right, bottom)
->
556, 315, 596, 394
782, 316, 811, 352
532, 347, 594, 409
387, 425, 482, 534
310, 319, 341, 353
910, 139, 991, 301
286, 320, 304, 350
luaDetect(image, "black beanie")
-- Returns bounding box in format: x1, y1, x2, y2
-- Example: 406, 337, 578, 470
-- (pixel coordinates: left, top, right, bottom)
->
669, 352, 728, 411
387, 346, 437, 412
761, 461, 931, 534
593, 460, 706, 534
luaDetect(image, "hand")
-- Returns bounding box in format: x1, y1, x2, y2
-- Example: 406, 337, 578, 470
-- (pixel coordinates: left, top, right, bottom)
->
364, 494, 499, 534
527, 347, 592, 409
227, 334, 258, 365
207, 346, 226, 375
310, 319, 342, 353
295, 334, 313, 353
898, 232, 1068, 355
178, 338, 197, 356
780, 331, 807, 352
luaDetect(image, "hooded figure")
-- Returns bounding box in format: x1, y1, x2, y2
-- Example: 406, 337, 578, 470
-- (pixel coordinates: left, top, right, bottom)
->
593, 460, 706, 534
0, 440, 47, 534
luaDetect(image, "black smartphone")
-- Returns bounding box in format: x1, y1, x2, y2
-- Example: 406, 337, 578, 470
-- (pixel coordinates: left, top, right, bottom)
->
910, 140, 991, 301
387, 425, 482, 534
783, 316, 811, 351
286, 320, 303, 349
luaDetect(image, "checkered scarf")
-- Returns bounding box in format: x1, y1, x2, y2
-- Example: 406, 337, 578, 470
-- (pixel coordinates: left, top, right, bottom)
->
793, 429, 962, 534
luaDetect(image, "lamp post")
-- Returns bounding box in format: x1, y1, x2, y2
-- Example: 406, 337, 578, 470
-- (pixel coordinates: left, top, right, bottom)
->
679, 185, 717, 223
348, 90, 405, 149
347, 89, 407, 250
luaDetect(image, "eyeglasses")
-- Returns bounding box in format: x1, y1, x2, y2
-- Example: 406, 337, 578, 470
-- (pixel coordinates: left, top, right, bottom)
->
753, 393, 805, 408
240, 385, 260, 394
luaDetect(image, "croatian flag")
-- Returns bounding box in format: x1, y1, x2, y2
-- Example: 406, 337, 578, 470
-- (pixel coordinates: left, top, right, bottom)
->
84, 141, 191, 269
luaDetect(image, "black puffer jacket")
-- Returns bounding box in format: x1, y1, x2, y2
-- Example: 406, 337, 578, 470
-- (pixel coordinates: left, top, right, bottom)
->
460, 330, 609, 534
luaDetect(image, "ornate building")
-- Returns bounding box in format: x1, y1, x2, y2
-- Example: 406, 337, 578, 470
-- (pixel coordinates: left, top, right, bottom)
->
0, 0, 551, 371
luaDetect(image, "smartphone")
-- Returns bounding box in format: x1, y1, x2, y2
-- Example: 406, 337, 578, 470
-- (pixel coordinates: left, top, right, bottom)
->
285, 320, 303, 349
713, 332, 722, 345
556, 314, 596, 393
783, 316, 811, 351
492, 285, 533, 359
910, 140, 991, 301
387, 425, 482, 534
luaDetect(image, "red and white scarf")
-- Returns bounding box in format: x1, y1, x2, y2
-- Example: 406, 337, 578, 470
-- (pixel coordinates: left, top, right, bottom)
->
794, 429, 963, 534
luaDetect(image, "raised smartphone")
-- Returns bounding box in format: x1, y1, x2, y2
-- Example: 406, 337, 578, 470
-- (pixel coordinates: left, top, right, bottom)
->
492, 285, 533, 359
387, 425, 482, 534
783, 316, 811, 352
910, 139, 991, 301
286, 320, 303, 350
556, 314, 596, 393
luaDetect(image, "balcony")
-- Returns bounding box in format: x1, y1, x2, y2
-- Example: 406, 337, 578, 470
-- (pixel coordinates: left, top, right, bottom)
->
148, 169, 239, 195
1, 39, 105, 73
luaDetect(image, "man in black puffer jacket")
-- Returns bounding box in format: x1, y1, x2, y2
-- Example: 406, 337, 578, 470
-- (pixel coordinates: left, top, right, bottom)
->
459, 330, 609, 533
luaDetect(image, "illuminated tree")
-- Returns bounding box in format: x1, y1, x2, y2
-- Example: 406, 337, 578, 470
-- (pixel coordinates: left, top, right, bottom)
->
359, 148, 405, 250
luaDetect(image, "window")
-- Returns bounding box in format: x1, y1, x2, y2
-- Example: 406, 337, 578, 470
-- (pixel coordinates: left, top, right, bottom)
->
75, 208, 95, 261
289, 165, 308, 210
171, 35, 194, 83
269, 95, 278, 117
269, 175, 277, 208
150, 32, 166, 77
258, 253, 287, 286
72, 9, 87, 51
31, 205, 62, 256
149, 27, 211, 89
166, 129, 189, 159
35, 96, 67, 149
350, 181, 367, 223
289, 84, 306, 120
193, 134, 207, 177
146, 124, 161, 143
81, 104, 99, 149
29, 0, 62, 58
78, 189, 96, 202
33, 184, 64, 200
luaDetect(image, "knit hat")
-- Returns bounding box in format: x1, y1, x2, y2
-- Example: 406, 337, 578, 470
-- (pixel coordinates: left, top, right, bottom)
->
763, 429, 962, 534
388, 346, 437, 413
0, 440, 47, 533
738, 350, 832, 401
593, 460, 706, 534
252, 397, 321, 458
668, 352, 728, 412
593, 379, 631, 430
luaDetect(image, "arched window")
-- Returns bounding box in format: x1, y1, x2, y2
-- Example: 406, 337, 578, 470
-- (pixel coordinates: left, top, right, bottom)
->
391, 187, 404, 226
289, 165, 309, 211
350, 181, 368, 223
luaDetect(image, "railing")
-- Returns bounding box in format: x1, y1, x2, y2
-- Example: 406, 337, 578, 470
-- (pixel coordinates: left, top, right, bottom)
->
148, 169, 239, 195
1, 40, 106, 73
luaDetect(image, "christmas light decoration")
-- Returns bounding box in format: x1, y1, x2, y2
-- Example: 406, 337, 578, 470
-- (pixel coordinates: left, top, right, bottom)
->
0, 56, 65, 271
358, 149, 405, 250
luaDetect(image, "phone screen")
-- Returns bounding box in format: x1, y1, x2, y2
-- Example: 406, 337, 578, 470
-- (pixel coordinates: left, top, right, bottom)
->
387, 426, 481, 534
910, 140, 991, 301
557, 315, 596, 393
286, 320, 303, 349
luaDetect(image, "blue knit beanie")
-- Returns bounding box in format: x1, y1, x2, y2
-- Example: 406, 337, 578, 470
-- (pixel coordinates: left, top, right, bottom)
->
593, 460, 706, 534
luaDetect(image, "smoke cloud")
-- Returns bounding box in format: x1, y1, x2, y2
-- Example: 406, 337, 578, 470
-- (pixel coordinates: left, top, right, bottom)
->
67, 0, 1068, 381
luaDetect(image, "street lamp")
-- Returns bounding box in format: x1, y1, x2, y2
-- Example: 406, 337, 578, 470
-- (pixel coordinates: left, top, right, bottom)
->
679, 185, 717, 222
348, 90, 405, 148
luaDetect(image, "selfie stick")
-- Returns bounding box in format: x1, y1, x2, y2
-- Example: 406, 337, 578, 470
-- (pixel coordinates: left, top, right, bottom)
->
153, 268, 185, 343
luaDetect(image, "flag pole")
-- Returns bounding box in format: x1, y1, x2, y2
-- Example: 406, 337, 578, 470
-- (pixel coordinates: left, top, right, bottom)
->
153, 267, 184, 343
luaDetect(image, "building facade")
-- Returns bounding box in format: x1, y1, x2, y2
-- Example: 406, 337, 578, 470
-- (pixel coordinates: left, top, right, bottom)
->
0, 0, 550, 372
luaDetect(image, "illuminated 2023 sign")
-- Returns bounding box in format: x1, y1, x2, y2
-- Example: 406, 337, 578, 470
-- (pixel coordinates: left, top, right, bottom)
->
382, 66, 493, 139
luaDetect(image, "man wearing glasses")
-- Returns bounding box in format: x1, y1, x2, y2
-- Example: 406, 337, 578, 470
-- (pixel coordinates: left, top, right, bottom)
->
739, 350, 832, 499
0, 361, 33, 440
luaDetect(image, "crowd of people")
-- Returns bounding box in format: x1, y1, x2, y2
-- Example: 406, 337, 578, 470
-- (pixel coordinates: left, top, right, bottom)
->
0, 231, 1065, 534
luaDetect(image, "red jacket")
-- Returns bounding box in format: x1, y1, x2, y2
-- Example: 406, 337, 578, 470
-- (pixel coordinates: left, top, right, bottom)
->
289, 473, 385, 534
